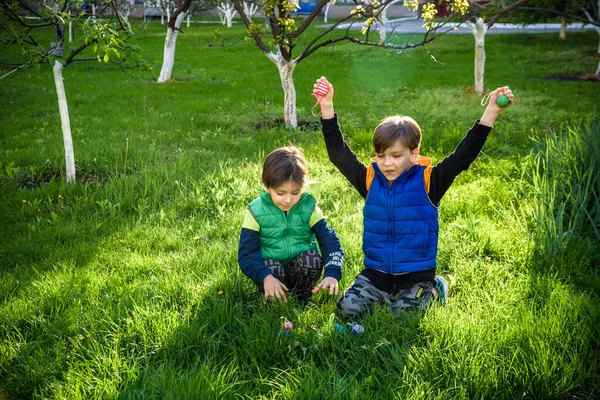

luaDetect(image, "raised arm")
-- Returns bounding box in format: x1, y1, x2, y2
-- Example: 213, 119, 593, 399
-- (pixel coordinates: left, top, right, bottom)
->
428, 86, 514, 204
317, 77, 369, 198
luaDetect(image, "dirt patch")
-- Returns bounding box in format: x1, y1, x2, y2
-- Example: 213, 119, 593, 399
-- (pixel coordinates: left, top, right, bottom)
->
19, 167, 107, 189
254, 118, 320, 131
546, 73, 600, 82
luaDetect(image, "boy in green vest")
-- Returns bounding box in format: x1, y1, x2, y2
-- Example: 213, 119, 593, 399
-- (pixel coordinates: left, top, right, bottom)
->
238, 146, 344, 303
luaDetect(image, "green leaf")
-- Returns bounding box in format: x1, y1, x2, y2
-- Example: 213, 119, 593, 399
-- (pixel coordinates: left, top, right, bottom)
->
103, 53, 109, 63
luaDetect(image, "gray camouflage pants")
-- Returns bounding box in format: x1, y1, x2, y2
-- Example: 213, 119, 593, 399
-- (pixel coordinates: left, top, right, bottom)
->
263, 250, 323, 300
336, 274, 435, 319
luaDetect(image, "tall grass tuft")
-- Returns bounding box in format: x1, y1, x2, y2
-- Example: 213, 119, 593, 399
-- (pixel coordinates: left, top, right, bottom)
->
524, 120, 600, 290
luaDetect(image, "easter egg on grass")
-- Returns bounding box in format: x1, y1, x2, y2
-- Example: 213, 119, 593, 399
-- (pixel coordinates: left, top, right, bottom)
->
496, 94, 509, 108
282, 321, 293, 333
351, 324, 365, 335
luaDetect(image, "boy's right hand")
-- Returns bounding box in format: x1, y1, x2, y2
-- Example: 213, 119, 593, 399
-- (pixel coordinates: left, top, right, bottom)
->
314, 76, 335, 119
263, 274, 289, 303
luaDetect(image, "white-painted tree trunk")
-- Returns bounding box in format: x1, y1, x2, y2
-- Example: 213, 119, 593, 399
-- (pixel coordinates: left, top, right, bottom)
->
268, 52, 297, 128
166, 7, 171, 23
117, 11, 132, 30
217, 3, 237, 27
68, 21, 73, 42
559, 17, 566, 40
92, 4, 96, 15
157, 12, 186, 83
582, 1, 600, 73
369, 0, 402, 46
243, 2, 259, 21
378, 6, 388, 44
467, 18, 487, 95
53, 61, 76, 183
323, 2, 331, 23
186, 13, 191, 27
161, 14, 165, 24
218, 8, 227, 25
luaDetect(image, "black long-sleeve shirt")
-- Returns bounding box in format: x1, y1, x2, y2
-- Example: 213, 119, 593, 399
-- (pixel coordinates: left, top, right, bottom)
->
321, 115, 492, 291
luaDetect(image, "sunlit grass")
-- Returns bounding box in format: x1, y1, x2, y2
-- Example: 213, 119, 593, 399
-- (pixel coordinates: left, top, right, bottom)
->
1, 17, 599, 398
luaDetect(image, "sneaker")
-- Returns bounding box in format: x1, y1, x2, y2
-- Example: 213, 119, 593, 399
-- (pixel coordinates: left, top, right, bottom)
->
434, 276, 449, 305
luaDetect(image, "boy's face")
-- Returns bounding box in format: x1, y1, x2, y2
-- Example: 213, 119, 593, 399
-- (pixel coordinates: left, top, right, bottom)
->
266, 178, 302, 212
375, 141, 419, 181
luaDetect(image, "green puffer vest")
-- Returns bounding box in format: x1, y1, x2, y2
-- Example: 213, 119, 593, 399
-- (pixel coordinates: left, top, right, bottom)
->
248, 190, 319, 265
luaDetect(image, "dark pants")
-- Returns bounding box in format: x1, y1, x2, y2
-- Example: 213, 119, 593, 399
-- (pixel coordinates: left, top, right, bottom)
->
263, 250, 323, 300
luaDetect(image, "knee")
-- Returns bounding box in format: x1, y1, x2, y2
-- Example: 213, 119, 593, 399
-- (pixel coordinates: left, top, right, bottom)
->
336, 293, 363, 319
293, 250, 323, 269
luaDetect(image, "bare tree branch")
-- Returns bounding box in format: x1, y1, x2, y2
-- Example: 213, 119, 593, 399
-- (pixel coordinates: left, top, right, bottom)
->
518, 6, 600, 26
487, 0, 530, 27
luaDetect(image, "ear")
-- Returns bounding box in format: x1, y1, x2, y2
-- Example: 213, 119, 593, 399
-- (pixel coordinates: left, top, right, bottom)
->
410, 147, 420, 164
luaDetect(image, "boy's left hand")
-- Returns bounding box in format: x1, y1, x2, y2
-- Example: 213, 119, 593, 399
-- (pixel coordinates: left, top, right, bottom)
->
311, 277, 339, 295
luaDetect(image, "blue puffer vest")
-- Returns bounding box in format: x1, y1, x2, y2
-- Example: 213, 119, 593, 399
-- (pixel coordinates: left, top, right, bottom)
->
363, 162, 439, 274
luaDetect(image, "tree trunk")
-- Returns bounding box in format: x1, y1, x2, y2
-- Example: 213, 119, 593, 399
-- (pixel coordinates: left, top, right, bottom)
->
186, 13, 191, 27
117, 11, 131, 30
376, 0, 402, 45
157, 12, 185, 83
53, 61, 76, 183
467, 18, 487, 95
68, 21, 73, 42
269, 52, 297, 128
243, 2, 258, 21
324, 2, 331, 23
379, 5, 388, 44
559, 16, 566, 41
218, 3, 237, 27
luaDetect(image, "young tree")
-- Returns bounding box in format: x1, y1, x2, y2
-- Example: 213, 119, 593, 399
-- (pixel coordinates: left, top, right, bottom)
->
144, 0, 173, 25
464, 0, 530, 94
366, 0, 404, 44
0, 0, 147, 183
157, 0, 217, 82
230, 0, 470, 127
521, 0, 600, 74
217, 1, 238, 27
511, 0, 572, 40
116, 0, 137, 30
242, 1, 260, 21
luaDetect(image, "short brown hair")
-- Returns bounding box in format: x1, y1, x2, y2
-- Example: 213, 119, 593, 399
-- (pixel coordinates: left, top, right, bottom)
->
262, 146, 308, 189
373, 116, 422, 153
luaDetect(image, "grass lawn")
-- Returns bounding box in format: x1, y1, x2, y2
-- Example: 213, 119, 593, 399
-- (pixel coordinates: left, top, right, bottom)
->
1, 17, 599, 399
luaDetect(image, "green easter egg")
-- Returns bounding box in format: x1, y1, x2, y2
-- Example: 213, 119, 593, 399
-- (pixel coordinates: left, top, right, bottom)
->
496, 94, 509, 108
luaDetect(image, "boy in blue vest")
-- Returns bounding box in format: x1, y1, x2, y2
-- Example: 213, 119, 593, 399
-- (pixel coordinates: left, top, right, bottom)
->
315, 77, 513, 318
238, 146, 344, 303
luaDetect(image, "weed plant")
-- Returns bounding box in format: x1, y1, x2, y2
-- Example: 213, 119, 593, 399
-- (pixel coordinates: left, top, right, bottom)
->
0, 18, 599, 399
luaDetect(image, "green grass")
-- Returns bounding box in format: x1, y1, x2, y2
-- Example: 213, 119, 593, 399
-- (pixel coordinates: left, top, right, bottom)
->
1, 17, 599, 399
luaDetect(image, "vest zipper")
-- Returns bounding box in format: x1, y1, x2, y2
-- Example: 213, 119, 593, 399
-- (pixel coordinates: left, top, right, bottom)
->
387, 183, 393, 274
284, 210, 292, 261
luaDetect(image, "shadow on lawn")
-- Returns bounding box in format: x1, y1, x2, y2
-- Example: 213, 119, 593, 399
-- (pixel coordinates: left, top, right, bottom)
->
118, 275, 428, 397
